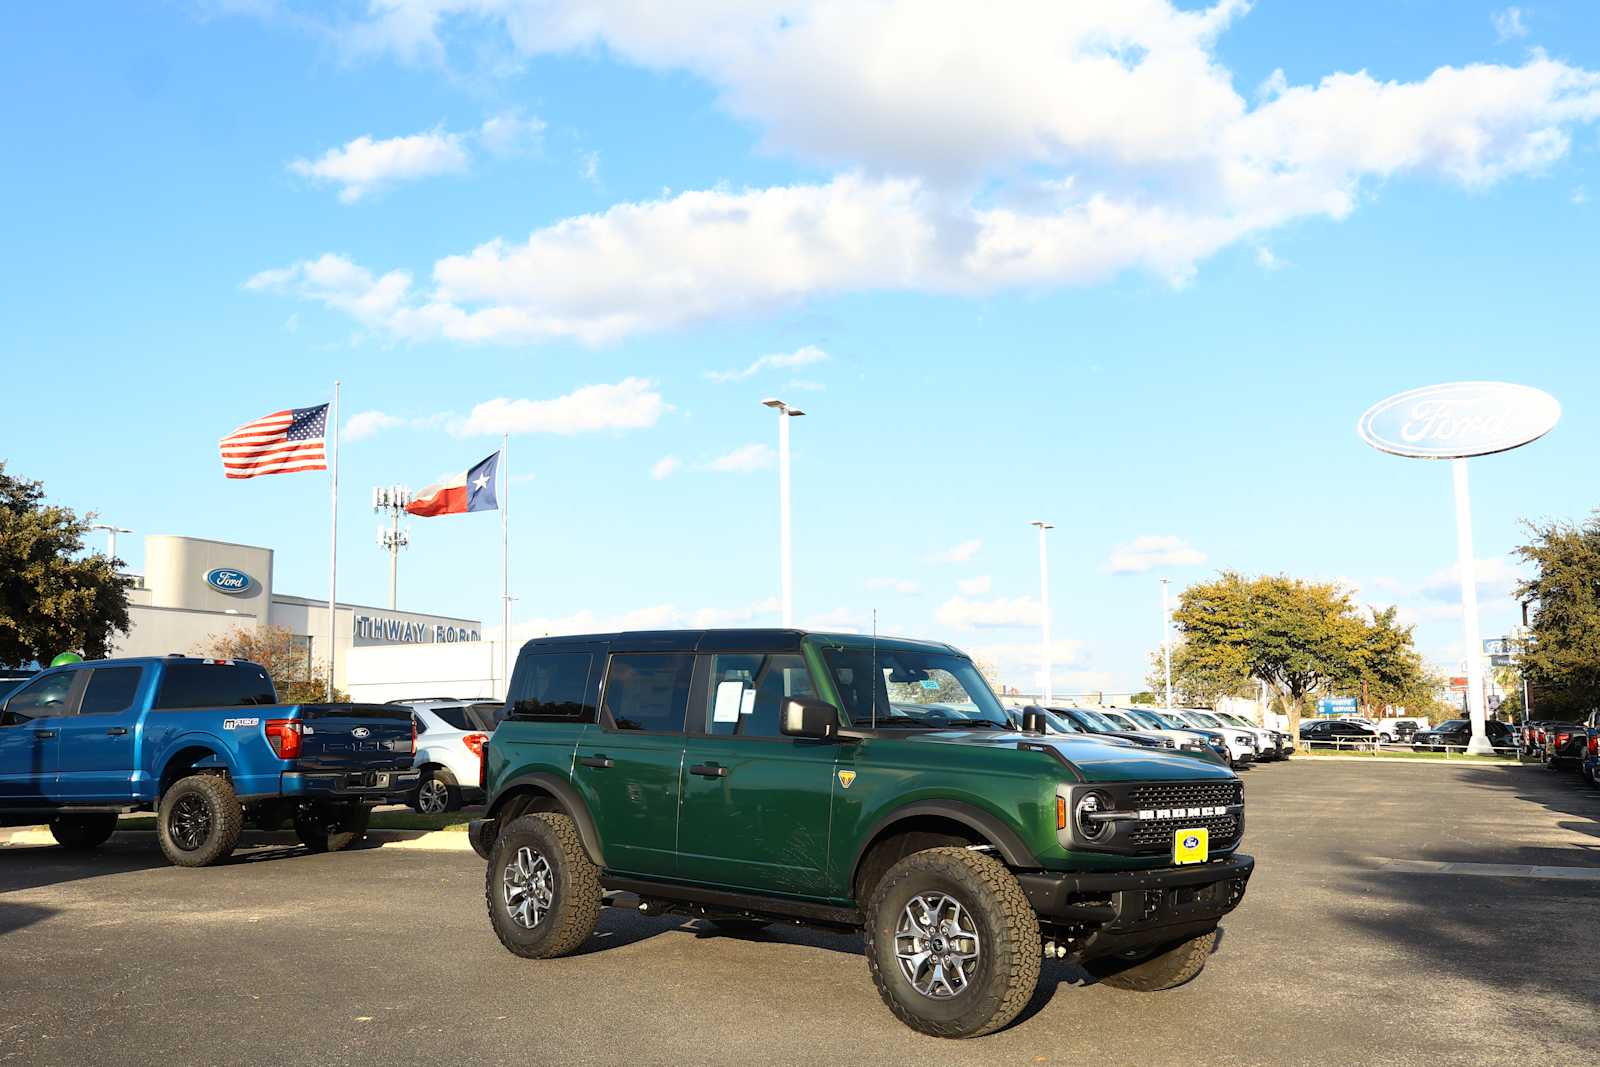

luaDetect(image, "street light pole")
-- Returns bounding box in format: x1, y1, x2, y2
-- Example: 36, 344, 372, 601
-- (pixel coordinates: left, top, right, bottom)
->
1161, 577, 1173, 708
1452, 459, 1495, 755
763, 399, 805, 627
91, 524, 132, 564
1031, 521, 1054, 704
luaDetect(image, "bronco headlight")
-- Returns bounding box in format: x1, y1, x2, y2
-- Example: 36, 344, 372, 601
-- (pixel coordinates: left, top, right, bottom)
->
1075, 790, 1114, 840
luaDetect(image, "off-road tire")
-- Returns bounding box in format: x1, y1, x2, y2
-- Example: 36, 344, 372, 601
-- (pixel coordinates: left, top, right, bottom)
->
704, 917, 770, 935
863, 846, 1041, 1039
1088, 929, 1217, 991
486, 812, 602, 959
49, 813, 119, 851
412, 769, 462, 814
294, 803, 371, 853
157, 774, 243, 867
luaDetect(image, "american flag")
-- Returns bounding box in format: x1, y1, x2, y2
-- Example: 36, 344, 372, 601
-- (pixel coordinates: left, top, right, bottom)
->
219, 404, 329, 479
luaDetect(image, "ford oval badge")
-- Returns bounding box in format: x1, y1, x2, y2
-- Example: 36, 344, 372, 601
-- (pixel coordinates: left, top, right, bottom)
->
1357, 381, 1560, 460
352, 727, 371, 739
204, 568, 254, 595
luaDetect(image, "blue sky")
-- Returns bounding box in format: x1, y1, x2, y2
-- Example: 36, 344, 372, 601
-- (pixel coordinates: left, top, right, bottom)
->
4, 1, 1598, 692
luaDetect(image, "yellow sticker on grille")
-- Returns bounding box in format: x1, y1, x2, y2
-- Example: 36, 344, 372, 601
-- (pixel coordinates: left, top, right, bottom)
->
1173, 827, 1209, 866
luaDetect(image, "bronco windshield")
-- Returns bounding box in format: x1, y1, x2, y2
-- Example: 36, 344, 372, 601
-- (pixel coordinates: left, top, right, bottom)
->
819, 647, 1010, 730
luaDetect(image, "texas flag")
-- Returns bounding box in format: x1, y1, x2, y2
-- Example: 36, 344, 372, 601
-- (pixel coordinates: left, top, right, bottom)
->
405, 450, 500, 517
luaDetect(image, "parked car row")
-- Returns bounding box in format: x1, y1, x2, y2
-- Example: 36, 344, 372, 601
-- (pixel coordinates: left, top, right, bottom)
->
1526, 716, 1600, 785
1296, 715, 1526, 754
1010, 704, 1293, 769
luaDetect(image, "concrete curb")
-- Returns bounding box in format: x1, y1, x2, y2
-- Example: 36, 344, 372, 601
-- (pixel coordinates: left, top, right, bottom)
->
1295, 754, 1523, 766
0, 827, 475, 851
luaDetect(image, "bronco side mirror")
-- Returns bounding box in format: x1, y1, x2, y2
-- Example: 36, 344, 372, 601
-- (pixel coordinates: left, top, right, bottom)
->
780, 697, 839, 740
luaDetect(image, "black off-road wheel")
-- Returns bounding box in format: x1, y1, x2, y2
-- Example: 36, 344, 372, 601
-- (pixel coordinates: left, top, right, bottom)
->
157, 774, 243, 868
413, 769, 462, 815
1087, 929, 1217, 991
49, 813, 119, 851
863, 847, 1041, 1039
293, 803, 371, 853
486, 812, 602, 959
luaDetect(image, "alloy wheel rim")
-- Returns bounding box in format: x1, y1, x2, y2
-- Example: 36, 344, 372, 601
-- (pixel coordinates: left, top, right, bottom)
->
170, 794, 212, 851
418, 779, 449, 814
503, 846, 555, 930
895, 893, 981, 999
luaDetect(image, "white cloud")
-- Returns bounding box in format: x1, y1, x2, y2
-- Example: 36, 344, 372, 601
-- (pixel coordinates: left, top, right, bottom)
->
458, 378, 666, 436
957, 575, 992, 595
650, 455, 682, 480
254, 5, 1600, 341
288, 128, 468, 202
1417, 555, 1524, 603
479, 111, 546, 155
1573, 187, 1589, 205
707, 344, 830, 382
935, 594, 1044, 629
866, 577, 921, 595
1255, 245, 1286, 271
965, 638, 1092, 692
928, 538, 982, 564
803, 607, 864, 632
579, 150, 601, 185
344, 410, 407, 441
706, 443, 775, 473
1493, 7, 1528, 43
1106, 535, 1206, 574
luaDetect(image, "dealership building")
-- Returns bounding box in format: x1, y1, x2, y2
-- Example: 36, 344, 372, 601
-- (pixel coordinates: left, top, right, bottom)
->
112, 534, 484, 695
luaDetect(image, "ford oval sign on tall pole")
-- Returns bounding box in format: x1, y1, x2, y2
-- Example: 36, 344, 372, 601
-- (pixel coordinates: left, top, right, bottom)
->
1358, 382, 1560, 755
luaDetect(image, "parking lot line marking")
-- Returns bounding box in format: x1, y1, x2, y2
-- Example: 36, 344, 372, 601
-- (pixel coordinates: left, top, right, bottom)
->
1378, 859, 1600, 881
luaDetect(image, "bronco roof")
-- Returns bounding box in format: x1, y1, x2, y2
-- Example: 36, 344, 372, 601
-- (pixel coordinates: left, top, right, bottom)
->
518, 629, 963, 657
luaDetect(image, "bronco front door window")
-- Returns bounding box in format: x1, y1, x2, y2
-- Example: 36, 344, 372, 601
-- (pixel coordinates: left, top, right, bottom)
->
818, 648, 1010, 729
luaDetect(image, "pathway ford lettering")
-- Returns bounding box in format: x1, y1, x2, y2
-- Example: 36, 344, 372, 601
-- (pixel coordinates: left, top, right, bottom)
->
470, 629, 1254, 1039
204, 567, 253, 594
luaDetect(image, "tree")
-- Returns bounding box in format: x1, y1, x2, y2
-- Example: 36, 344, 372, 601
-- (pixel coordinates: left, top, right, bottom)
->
1130, 691, 1157, 706
1164, 572, 1431, 733
1514, 514, 1600, 719
202, 624, 346, 704
0, 463, 130, 667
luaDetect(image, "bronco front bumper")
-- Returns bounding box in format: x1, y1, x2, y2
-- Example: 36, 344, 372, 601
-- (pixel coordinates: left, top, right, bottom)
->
1016, 853, 1254, 961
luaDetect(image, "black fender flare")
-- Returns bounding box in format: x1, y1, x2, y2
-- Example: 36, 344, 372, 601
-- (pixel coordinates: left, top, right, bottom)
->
487, 771, 605, 867
849, 800, 1039, 882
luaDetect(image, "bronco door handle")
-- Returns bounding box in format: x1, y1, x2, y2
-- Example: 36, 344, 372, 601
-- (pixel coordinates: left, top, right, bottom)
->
579, 755, 614, 770
107, 727, 129, 736
689, 763, 727, 778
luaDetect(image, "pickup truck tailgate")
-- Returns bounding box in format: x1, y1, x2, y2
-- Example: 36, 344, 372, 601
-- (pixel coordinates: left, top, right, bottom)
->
291, 704, 414, 771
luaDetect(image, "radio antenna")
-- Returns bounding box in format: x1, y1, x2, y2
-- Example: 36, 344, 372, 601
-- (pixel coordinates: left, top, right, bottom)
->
871, 608, 879, 731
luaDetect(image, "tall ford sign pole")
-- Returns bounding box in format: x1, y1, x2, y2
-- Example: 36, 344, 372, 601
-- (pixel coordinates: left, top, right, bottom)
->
1358, 382, 1560, 755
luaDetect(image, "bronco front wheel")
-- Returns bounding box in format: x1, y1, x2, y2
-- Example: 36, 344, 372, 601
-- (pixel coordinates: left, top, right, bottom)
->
863, 847, 1041, 1038
485, 812, 602, 959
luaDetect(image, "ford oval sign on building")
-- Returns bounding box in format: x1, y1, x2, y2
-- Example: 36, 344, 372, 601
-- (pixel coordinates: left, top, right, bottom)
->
204, 568, 254, 595
1357, 381, 1561, 460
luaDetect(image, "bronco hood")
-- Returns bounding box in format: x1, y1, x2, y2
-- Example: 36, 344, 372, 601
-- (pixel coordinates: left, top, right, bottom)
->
890, 729, 1238, 784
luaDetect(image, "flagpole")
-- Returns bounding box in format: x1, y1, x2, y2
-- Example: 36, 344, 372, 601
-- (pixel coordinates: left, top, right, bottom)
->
327, 380, 340, 702
500, 433, 510, 700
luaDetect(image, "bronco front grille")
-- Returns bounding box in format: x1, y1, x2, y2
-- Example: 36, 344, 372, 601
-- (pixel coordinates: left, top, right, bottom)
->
1127, 813, 1241, 850
1126, 780, 1242, 812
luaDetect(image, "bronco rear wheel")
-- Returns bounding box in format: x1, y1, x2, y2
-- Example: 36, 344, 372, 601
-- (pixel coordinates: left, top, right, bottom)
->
1087, 929, 1217, 991
486, 812, 602, 959
863, 847, 1040, 1039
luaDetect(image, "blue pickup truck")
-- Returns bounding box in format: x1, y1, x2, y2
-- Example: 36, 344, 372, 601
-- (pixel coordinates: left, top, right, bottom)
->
0, 655, 420, 866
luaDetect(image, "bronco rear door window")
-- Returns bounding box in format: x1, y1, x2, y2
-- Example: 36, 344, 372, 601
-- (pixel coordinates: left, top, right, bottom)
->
601, 653, 694, 733
510, 653, 595, 722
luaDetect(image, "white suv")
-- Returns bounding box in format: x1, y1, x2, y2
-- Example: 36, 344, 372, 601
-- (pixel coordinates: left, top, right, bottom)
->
402, 702, 493, 813
1211, 711, 1286, 761
1168, 710, 1260, 766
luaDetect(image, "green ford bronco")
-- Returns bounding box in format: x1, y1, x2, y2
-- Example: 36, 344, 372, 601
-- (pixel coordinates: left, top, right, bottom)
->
469, 629, 1253, 1038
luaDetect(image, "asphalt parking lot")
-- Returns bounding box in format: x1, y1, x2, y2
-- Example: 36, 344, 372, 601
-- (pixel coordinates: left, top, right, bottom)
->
3, 761, 1598, 1067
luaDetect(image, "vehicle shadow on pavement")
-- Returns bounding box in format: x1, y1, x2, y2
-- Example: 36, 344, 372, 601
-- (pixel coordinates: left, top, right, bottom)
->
0, 847, 172, 894
0, 901, 59, 936
1008, 927, 1228, 1029
1452, 767, 1600, 859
